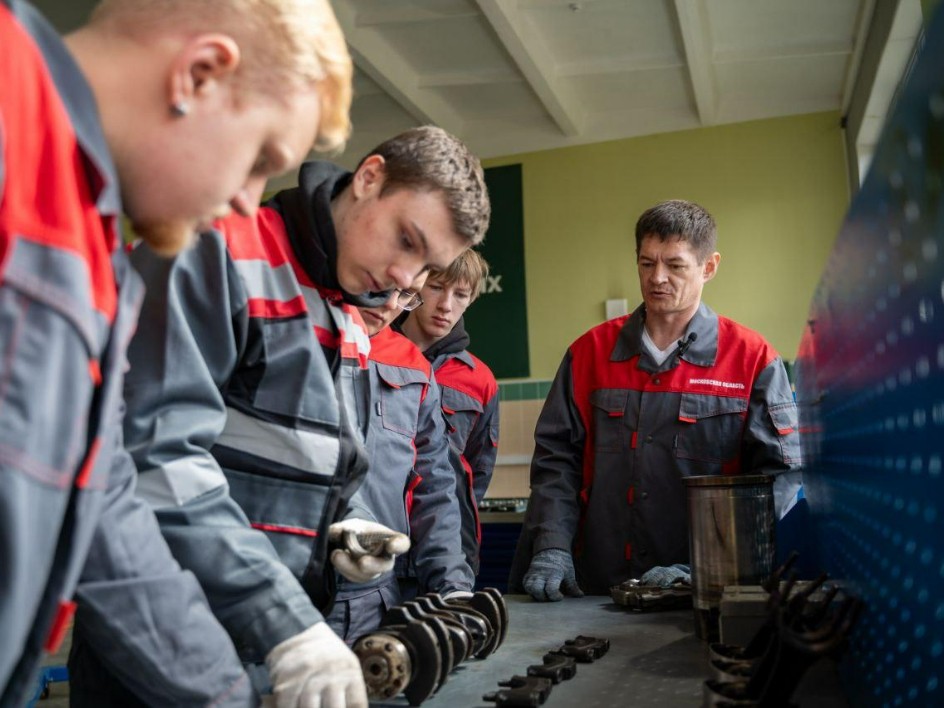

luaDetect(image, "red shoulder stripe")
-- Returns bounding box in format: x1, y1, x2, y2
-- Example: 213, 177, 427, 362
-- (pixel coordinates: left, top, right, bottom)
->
0, 8, 116, 320
247, 296, 307, 319
369, 327, 432, 376
217, 207, 316, 288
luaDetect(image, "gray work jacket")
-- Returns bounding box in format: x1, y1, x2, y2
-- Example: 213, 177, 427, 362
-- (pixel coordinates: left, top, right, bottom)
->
342, 326, 474, 597
123, 206, 372, 663
1, 2, 251, 704
511, 303, 802, 595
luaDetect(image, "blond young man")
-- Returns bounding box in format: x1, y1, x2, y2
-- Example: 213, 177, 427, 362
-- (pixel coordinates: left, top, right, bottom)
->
1, 0, 351, 704
398, 250, 499, 575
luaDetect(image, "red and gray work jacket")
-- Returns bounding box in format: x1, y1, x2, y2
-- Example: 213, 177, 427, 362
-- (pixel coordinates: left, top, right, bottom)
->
343, 326, 473, 598
123, 190, 373, 663
0, 2, 251, 704
430, 345, 499, 574
512, 302, 802, 595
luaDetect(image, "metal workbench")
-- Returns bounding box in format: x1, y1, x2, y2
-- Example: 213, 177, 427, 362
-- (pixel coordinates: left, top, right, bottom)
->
374, 594, 710, 707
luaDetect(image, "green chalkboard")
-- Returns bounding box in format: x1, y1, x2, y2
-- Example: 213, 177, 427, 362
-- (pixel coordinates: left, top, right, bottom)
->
464, 164, 529, 379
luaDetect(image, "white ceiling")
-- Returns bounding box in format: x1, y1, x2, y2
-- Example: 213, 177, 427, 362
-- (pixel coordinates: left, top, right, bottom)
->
327, 0, 871, 171
35, 0, 920, 183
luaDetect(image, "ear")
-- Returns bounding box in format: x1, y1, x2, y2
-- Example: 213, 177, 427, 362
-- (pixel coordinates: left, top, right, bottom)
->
168, 34, 241, 107
351, 154, 387, 199
702, 252, 721, 282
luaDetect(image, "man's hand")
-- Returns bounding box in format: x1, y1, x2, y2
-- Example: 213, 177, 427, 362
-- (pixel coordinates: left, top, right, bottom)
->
522, 548, 584, 602
328, 519, 410, 584
266, 622, 367, 708
638, 564, 691, 588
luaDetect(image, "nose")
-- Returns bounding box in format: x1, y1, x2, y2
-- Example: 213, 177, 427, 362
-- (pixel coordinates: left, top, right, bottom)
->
650, 262, 669, 283
436, 291, 453, 312
387, 261, 420, 291
381, 291, 401, 311
230, 176, 268, 218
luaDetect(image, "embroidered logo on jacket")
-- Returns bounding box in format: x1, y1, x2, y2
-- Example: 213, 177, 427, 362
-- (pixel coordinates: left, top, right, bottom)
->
688, 378, 746, 390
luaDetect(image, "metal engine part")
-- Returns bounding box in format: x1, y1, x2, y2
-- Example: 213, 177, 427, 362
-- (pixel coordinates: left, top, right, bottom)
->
526, 652, 577, 683
352, 633, 411, 701
483, 675, 553, 707
353, 587, 510, 705
610, 578, 693, 610
354, 619, 442, 706
421, 594, 493, 657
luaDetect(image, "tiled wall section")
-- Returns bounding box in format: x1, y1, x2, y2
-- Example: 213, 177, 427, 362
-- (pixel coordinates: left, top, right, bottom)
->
488, 380, 553, 499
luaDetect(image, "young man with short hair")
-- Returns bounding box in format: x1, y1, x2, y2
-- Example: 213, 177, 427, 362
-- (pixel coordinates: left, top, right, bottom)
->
88, 127, 490, 706
399, 250, 499, 574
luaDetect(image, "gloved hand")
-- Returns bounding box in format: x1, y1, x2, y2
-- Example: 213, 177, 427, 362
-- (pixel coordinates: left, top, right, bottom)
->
442, 589, 474, 601
328, 518, 410, 584
266, 622, 367, 708
638, 564, 691, 588
522, 548, 584, 602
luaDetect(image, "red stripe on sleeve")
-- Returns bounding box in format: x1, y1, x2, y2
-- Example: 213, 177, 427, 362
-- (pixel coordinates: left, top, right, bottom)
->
247, 296, 307, 319
75, 437, 101, 489
44, 600, 77, 653
250, 522, 318, 538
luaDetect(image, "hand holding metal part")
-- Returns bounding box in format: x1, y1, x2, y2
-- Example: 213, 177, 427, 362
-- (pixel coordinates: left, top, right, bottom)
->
327, 518, 410, 583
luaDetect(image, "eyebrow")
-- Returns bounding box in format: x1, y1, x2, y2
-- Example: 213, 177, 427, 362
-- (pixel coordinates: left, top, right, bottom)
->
639, 255, 687, 264
410, 221, 434, 262
410, 221, 458, 273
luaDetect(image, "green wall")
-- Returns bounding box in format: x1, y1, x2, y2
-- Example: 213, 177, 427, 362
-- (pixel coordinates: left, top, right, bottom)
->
923, 0, 942, 22
483, 111, 849, 380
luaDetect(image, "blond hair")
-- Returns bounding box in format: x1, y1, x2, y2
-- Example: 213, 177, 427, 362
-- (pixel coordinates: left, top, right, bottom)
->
359, 127, 491, 245
428, 249, 490, 301
90, 0, 352, 152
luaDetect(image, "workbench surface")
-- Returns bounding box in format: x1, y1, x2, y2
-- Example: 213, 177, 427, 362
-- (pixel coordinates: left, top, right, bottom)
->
374, 594, 709, 707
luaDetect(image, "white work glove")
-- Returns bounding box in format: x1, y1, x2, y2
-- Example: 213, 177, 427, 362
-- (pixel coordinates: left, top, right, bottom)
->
442, 590, 474, 601
265, 622, 367, 708
328, 518, 410, 584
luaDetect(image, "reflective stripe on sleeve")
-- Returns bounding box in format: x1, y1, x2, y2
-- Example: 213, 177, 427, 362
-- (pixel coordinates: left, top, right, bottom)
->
136, 453, 229, 508
216, 407, 340, 477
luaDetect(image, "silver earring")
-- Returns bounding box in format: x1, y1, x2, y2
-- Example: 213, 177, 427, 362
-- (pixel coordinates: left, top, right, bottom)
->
170, 101, 190, 117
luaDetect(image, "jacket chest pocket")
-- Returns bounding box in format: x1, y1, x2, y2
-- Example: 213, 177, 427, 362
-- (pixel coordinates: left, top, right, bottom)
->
676, 393, 747, 464
589, 389, 631, 452
252, 317, 338, 427
374, 363, 427, 438
440, 386, 482, 453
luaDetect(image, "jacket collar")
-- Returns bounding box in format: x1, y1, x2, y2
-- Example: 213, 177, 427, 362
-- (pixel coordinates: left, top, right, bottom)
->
22, 3, 122, 230
612, 301, 718, 370
267, 161, 390, 307
422, 316, 471, 360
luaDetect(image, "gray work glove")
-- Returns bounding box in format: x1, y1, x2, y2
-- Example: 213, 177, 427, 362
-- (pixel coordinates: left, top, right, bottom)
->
638, 564, 691, 588
522, 548, 584, 602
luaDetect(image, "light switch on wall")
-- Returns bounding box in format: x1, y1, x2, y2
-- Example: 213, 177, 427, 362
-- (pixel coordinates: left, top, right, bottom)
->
605, 298, 628, 320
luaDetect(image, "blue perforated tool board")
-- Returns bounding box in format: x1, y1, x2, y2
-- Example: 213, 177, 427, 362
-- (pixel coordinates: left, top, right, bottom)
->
794, 6, 944, 706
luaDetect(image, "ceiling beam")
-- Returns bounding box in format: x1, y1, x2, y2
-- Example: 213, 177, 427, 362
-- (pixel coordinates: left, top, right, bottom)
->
672, 0, 718, 125
418, 69, 523, 89
714, 40, 853, 65
473, 0, 582, 136
557, 55, 684, 79
331, 0, 466, 134
354, 7, 479, 28
840, 0, 878, 114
